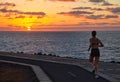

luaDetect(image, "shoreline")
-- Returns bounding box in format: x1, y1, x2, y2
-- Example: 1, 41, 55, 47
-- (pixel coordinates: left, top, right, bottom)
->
0, 51, 120, 82
3, 51, 120, 64
15, 51, 120, 64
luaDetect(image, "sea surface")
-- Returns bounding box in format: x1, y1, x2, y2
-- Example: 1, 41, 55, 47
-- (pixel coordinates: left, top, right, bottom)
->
0, 31, 120, 62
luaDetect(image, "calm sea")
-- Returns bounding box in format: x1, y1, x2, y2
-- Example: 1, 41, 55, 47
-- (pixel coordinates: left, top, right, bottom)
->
0, 31, 120, 62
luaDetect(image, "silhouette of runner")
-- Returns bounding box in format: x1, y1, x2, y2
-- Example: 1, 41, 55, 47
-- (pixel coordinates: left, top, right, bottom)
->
88, 31, 104, 78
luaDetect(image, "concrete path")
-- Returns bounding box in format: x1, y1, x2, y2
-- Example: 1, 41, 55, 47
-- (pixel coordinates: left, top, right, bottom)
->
0, 55, 111, 82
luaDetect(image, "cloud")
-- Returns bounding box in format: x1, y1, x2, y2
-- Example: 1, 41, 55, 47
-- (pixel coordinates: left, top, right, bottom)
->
0, 2, 45, 18
0, 2, 16, 7
91, 8, 104, 11
102, 1, 114, 6
48, 0, 76, 2
89, 0, 104, 3
89, 0, 116, 6
86, 15, 104, 19
0, 2, 16, 15
108, 7, 120, 14
0, 8, 46, 17
86, 14, 119, 19
105, 15, 119, 19
0, 8, 18, 13
72, 6, 104, 11
20, 11, 46, 16
72, 7, 91, 10
57, 10, 93, 17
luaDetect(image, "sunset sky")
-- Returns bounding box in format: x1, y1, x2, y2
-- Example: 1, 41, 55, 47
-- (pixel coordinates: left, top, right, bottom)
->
0, 0, 120, 31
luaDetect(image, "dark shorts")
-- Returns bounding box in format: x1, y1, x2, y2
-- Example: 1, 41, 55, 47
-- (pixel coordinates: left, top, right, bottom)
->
90, 48, 100, 57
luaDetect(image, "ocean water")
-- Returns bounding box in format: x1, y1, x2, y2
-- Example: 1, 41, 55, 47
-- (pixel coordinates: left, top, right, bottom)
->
0, 31, 120, 62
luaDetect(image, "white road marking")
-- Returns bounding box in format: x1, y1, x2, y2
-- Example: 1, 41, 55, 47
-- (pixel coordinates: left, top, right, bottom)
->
68, 72, 77, 77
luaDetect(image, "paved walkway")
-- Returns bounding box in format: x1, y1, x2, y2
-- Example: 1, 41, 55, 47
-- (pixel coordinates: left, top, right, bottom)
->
0, 61, 39, 82
0, 54, 111, 82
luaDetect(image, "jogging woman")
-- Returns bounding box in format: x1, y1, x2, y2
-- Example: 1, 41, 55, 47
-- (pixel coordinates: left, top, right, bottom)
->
88, 31, 104, 78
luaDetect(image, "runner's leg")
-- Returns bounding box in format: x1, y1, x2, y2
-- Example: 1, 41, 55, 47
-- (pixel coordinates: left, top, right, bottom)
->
94, 57, 99, 73
89, 56, 94, 66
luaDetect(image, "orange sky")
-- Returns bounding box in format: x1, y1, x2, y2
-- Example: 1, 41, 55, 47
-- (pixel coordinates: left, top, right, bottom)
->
0, 0, 120, 31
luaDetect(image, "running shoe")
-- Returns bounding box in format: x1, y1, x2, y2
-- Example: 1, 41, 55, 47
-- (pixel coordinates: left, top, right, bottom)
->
95, 74, 99, 79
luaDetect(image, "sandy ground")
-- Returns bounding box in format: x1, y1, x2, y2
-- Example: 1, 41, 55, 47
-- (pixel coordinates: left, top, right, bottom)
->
0, 51, 120, 82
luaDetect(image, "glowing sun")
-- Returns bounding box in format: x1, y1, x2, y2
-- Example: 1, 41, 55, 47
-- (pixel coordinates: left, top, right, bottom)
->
27, 27, 31, 31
